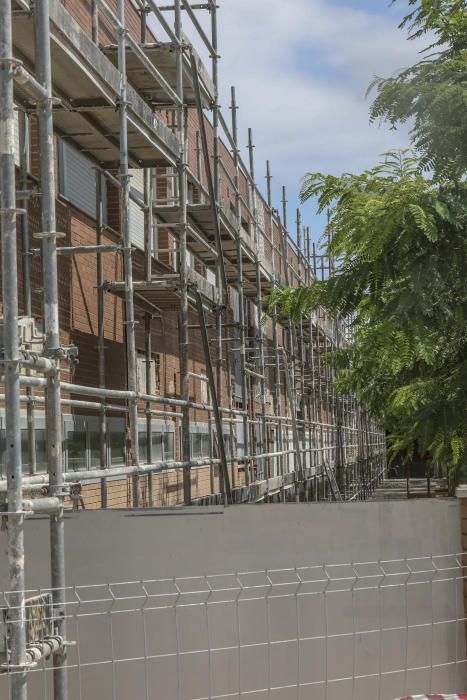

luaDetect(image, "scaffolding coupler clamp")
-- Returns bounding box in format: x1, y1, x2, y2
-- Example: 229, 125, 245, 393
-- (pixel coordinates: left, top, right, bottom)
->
115, 97, 132, 111
46, 484, 71, 499
43, 345, 79, 364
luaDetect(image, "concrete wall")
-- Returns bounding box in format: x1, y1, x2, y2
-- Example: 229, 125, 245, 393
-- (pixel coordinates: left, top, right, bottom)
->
0, 500, 464, 700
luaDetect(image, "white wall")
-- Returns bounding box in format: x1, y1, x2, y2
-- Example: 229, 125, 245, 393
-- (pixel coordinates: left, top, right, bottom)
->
0, 500, 463, 700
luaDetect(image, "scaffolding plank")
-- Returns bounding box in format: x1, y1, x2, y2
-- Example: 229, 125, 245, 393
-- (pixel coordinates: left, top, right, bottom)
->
102, 40, 215, 107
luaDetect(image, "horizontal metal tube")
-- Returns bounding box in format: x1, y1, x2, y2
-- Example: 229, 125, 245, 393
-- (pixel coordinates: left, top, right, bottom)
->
12, 63, 48, 102
20, 356, 55, 374
22, 497, 61, 514
14, 376, 212, 410
57, 245, 121, 255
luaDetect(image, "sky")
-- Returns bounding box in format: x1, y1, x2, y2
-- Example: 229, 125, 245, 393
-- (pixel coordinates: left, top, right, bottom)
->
177, 0, 426, 246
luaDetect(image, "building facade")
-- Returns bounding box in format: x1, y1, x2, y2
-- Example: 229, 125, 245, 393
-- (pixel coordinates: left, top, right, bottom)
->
1, 0, 386, 509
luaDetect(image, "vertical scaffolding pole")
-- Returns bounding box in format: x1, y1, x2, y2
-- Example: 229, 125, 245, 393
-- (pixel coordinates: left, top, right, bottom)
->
296, 212, 307, 479
174, 0, 191, 504
195, 291, 232, 503
266, 161, 283, 479
144, 168, 154, 506
116, 0, 140, 507
248, 128, 267, 480
305, 227, 316, 498
210, 1, 224, 439
96, 171, 108, 508
0, 1, 27, 696
19, 110, 37, 476
230, 87, 250, 486
34, 0, 68, 696
145, 314, 153, 505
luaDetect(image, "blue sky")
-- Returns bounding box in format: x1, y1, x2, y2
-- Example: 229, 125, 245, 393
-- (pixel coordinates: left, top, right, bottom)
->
185, 0, 425, 248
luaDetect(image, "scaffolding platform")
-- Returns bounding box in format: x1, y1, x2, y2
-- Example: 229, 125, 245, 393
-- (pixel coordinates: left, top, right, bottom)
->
102, 40, 215, 108
155, 199, 275, 300
12, 0, 179, 167
104, 268, 217, 312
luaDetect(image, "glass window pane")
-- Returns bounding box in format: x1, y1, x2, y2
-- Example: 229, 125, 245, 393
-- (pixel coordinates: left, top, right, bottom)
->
0, 429, 48, 476
0, 430, 5, 478
152, 432, 163, 461
201, 434, 210, 459
110, 431, 125, 466
67, 430, 87, 471
90, 432, 104, 468
139, 432, 148, 463
163, 432, 174, 461
191, 433, 201, 459
21, 429, 33, 474
35, 429, 47, 474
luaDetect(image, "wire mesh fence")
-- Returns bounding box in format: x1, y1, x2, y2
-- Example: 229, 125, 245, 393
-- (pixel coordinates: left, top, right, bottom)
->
1, 554, 466, 700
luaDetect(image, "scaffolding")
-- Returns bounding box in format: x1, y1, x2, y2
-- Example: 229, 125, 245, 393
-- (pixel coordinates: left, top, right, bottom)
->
0, 0, 386, 696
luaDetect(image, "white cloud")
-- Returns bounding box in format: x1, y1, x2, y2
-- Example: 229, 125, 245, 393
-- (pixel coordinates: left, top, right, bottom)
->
175, 0, 426, 235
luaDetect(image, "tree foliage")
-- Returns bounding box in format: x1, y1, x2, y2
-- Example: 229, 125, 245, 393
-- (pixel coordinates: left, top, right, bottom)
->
269, 0, 467, 484
368, 0, 467, 178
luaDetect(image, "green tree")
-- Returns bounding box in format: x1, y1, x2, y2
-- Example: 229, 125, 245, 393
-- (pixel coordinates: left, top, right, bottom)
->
269, 0, 467, 485
369, 0, 467, 179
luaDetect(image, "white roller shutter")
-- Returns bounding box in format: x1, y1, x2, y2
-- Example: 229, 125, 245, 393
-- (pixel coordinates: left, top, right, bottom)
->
13, 109, 20, 167
58, 140, 97, 219
129, 169, 145, 251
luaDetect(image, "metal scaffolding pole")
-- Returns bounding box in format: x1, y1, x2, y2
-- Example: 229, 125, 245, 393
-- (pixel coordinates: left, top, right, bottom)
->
33, 0, 68, 696
144, 167, 154, 506
96, 170, 108, 508
296, 212, 307, 476
230, 86, 250, 486
266, 161, 284, 480
18, 109, 37, 477
195, 291, 232, 503
174, 0, 191, 505
0, 1, 27, 696
210, 1, 224, 454
116, 0, 140, 508
248, 128, 268, 481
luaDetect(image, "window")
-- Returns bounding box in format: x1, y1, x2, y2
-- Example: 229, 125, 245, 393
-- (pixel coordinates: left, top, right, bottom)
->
152, 432, 163, 461
206, 267, 216, 287
163, 432, 174, 461
139, 429, 174, 464
129, 169, 145, 250
190, 431, 212, 460
136, 353, 158, 395
58, 139, 102, 219
234, 351, 242, 401
35, 429, 48, 473
200, 372, 208, 404
110, 431, 125, 466
67, 431, 87, 472
21, 430, 31, 474
139, 432, 148, 463
90, 431, 104, 468
191, 432, 202, 459
0, 428, 48, 476
236, 421, 245, 459
223, 435, 232, 460
20, 429, 48, 474
231, 288, 240, 323
13, 109, 20, 167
